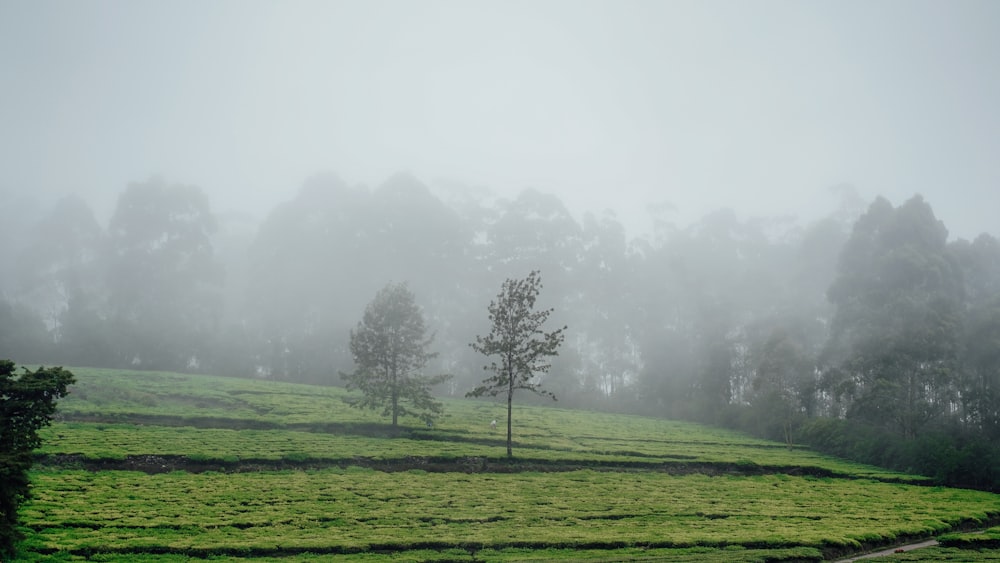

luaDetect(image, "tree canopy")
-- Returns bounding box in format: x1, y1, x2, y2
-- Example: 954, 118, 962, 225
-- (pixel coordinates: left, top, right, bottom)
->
0, 361, 74, 559
823, 196, 962, 438
468, 271, 566, 457
342, 282, 448, 426
106, 178, 223, 370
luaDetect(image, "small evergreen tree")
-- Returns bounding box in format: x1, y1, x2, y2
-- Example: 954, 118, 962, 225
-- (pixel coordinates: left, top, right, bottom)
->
342, 283, 448, 426
1, 360, 74, 559
467, 271, 566, 457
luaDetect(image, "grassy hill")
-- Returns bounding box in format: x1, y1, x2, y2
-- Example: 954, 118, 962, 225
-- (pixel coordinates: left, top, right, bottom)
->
15, 367, 1000, 561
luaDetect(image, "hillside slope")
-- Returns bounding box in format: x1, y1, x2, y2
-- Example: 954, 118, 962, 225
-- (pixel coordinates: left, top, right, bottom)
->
16, 368, 1000, 561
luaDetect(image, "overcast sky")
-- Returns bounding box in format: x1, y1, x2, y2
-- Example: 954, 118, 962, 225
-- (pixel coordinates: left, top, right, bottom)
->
2, 0, 998, 239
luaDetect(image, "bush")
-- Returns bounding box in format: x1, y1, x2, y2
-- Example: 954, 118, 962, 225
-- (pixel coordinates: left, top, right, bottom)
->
794, 417, 1000, 492
0, 361, 75, 559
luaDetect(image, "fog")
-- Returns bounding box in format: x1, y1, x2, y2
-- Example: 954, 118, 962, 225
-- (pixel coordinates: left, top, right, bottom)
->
2, 0, 999, 239
4, 1, 1000, 455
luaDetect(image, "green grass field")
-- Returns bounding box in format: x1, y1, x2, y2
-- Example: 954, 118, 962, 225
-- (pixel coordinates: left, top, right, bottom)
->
15, 367, 1000, 561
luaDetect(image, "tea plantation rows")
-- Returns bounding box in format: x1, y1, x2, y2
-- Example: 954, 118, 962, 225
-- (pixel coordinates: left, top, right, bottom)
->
15, 367, 1000, 561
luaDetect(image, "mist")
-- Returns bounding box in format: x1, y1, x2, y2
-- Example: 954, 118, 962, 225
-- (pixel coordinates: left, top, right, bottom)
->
3, 0, 1000, 239
3, 1, 1000, 478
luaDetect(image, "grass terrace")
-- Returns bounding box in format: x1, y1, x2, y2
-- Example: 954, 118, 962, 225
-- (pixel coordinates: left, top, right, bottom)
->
15, 367, 1000, 561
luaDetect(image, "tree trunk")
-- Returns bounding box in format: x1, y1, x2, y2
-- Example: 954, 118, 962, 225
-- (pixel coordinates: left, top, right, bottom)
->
391, 366, 398, 427
507, 368, 514, 458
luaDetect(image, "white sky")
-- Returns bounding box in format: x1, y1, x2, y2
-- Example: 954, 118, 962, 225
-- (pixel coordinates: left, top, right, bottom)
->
2, 0, 999, 239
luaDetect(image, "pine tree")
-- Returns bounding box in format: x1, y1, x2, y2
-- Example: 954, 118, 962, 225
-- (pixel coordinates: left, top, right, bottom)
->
343, 283, 448, 426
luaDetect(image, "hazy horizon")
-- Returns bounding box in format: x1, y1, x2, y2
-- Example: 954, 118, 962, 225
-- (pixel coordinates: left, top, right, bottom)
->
2, 0, 998, 239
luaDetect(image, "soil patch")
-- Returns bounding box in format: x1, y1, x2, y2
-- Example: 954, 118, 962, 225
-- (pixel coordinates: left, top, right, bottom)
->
37, 452, 864, 478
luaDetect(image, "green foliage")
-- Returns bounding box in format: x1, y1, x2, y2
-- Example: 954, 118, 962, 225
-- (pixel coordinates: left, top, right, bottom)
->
797, 417, 1000, 490
864, 547, 1000, 561
19, 469, 996, 559
468, 271, 566, 457
824, 196, 963, 438
342, 282, 449, 426
16, 366, 1000, 561
0, 360, 74, 559
41, 367, 925, 480
748, 325, 813, 447
939, 526, 1000, 550
953, 235, 1000, 441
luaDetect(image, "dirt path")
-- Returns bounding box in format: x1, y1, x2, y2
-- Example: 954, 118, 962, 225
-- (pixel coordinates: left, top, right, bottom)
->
834, 538, 939, 562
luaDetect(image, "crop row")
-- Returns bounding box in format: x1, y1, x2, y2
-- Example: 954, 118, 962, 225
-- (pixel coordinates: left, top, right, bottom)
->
48, 368, 932, 480
860, 547, 1000, 562
21, 469, 999, 558
36, 421, 923, 481
59, 368, 794, 445
15, 545, 829, 562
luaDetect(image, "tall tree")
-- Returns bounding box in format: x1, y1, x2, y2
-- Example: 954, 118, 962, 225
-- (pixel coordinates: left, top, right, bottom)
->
106, 178, 223, 370
14, 195, 105, 332
823, 196, 962, 438
951, 234, 1000, 437
0, 361, 74, 560
246, 174, 374, 380
467, 271, 566, 457
0, 300, 50, 364
342, 283, 447, 426
12, 196, 110, 367
633, 208, 779, 418
750, 325, 814, 446
576, 211, 639, 402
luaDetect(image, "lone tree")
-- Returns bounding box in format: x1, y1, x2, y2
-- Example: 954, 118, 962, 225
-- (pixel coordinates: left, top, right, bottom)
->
342, 282, 448, 426
1, 361, 74, 560
467, 270, 566, 457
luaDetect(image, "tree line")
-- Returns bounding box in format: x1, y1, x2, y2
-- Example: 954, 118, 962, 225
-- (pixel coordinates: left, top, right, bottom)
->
2, 174, 1000, 488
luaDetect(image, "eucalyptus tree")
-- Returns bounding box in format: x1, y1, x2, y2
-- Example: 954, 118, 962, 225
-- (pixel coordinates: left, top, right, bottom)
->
14, 196, 108, 366
633, 209, 778, 418
0, 300, 50, 364
245, 173, 469, 383
486, 189, 582, 278
0, 190, 44, 298
749, 324, 815, 446
369, 174, 472, 387
105, 178, 224, 371
342, 282, 448, 426
823, 196, 963, 438
576, 211, 639, 402
951, 234, 1000, 437
245, 174, 374, 380
14, 196, 105, 329
467, 271, 566, 457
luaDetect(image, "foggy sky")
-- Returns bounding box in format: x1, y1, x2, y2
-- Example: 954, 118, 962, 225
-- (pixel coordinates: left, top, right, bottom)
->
2, 0, 999, 239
